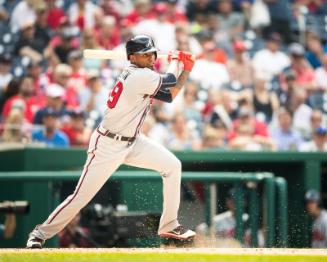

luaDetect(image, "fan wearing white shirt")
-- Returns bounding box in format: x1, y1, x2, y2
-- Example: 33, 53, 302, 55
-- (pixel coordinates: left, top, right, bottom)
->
252, 33, 290, 82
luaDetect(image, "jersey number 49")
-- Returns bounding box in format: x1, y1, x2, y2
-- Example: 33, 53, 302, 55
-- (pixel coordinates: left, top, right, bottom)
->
107, 81, 123, 109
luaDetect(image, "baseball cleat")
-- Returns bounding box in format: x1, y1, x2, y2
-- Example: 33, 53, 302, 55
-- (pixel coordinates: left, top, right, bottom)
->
26, 236, 45, 249
159, 225, 196, 240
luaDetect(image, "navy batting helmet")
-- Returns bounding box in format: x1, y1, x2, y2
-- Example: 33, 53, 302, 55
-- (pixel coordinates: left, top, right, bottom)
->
304, 189, 321, 203
126, 35, 158, 60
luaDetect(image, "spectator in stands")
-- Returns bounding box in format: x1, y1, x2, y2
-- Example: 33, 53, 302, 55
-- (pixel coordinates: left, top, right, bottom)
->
190, 41, 230, 90
0, 202, 16, 240
305, 31, 327, 69
59, 212, 96, 247
216, 0, 245, 43
61, 109, 91, 147
166, 112, 202, 150
278, 70, 296, 108
304, 189, 327, 248
32, 107, 69, 147
202, 124, 228, 150
175, 23, 202, 58
145, 101, 171, 145
10, 0, 41, 30
299, 127, 327, 152
264, 0, 293, 43
34, 2, 52, 51
228, 101, 269, 140
45, 0, 66, 31
228, 116, 276, 151
99, 0, 133, 23
95, 16, 120, 50
0, 54, 13, 93
252, 32, 290, 81
270, 107, 303, 151
53, 28, 77, 64
0, 0, 20, 23
33, 83, 68, 125
314, 54, 327, 92
287, 43, 317, 93
67, 50, 87, 94
186, 0, 213, 23
208, 89, 238, 130
53, 64, 79, 109
14, 20, 44, 64
309, 110, 326, 139
295, 0, 327, 14
137, 5, 176, 52
125, 0, 155, 26
26, 60, 48, 97
67, 0, 103, 31
289, 88, 313, 139
162, 0, 187, 24
1, 108, 32, 143
0, 78, 20, 116
79, 69, 107, 119
132, 2, 177, 53
2, 76, 37, 123
81, 28, 104, 71
173, 81, 203, 133
227, 40, 254, 90
251, 73, 279, 124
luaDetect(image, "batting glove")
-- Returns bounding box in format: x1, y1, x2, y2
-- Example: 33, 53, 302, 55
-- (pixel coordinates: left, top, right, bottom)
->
180, 52, 195, 72
168, 50, 183, 63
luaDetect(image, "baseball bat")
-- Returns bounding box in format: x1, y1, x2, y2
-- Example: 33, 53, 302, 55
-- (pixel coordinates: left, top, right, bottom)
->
83, 49, 168, 60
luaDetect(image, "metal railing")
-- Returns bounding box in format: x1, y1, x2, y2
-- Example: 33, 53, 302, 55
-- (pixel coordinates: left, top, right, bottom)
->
0, 171, 287, 247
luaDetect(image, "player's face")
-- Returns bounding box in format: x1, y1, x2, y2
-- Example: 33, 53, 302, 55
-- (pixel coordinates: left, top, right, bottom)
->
131, 52, 156, 69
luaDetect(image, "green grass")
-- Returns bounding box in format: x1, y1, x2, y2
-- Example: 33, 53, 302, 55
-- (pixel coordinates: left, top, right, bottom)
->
0, 252, 326, 262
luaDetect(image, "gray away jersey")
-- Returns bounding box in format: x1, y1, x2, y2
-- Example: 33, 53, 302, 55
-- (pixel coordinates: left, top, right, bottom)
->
101, 64, 162, 137
312, 209, 327, 248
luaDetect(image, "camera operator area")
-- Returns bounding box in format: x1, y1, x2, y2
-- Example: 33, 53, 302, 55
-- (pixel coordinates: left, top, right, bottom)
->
0, 175, 164, 248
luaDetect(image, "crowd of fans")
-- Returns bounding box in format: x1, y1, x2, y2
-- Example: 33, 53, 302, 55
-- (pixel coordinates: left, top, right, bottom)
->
1, 0, 327, 151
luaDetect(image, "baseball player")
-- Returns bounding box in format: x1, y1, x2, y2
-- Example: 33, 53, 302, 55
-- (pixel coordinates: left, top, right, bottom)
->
305, 189, 327, 248
26, 35, 196, 248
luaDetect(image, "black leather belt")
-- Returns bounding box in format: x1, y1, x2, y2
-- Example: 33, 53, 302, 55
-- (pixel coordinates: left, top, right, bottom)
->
97, 126, 135, 143
105, 131, 135, 143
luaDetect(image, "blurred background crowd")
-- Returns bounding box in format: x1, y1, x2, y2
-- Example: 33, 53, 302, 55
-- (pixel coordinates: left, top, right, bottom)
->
1, 0, 327, 152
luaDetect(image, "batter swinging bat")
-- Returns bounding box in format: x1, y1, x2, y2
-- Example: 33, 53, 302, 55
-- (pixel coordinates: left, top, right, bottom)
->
83, 49, 168, 60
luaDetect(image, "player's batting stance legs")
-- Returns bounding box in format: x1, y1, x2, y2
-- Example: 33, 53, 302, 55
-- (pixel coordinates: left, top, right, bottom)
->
26, 132, 130, 247
124, 135, 182, 235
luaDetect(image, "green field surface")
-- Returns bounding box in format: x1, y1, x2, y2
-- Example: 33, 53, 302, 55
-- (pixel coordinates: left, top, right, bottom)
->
0, 248, 326, 262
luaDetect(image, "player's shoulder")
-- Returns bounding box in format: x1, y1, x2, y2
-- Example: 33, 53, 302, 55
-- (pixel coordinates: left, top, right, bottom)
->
127, 65, 159, 80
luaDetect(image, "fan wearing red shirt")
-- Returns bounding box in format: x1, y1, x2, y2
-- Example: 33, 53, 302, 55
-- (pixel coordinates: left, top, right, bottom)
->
2, 76, 41, 123
228, 106, 269, 141
52, 64, 79, 109
125, 0, 156, 25
95, 16, 120, 50
158, 0, 187, 24
67, 50, 87, 94
61, 109, 91, 147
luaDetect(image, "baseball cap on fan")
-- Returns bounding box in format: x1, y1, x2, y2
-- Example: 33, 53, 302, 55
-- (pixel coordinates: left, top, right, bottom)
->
233, 40, 246, 52
288, 43, 305, 57
46, 84, 65, 98
315, 126, 327, 135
